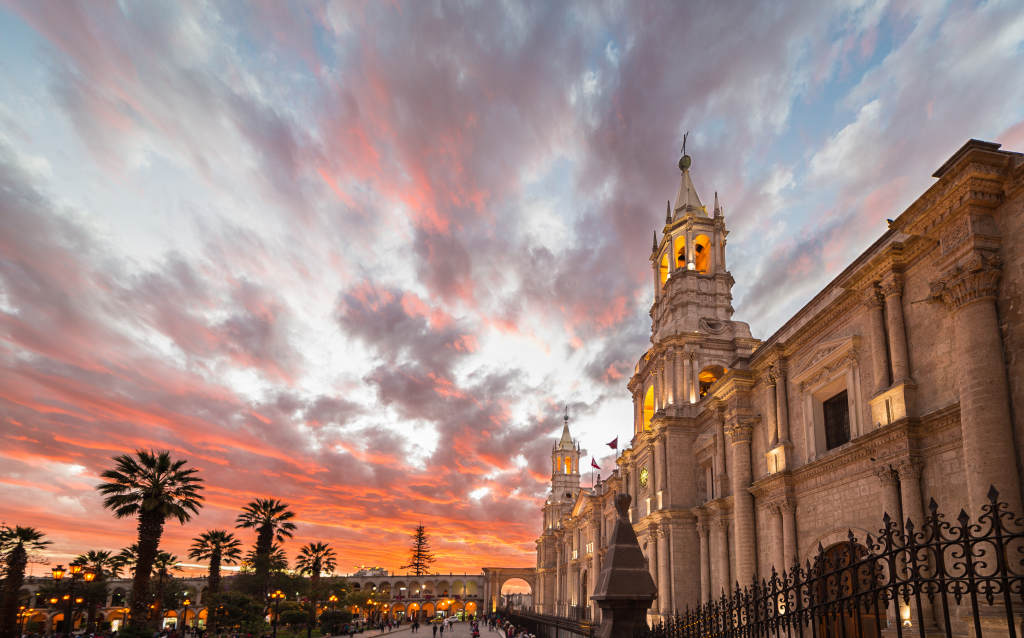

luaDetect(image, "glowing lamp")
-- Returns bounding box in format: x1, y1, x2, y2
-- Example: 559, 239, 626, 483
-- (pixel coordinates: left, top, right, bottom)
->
83, 571, 96, 582
184, 600, 190, 606
51, 566, 66, 580
69, 564, 84, 575
49, 598, 58, 605
75, 598, 84, 605
63, 595, 70, 601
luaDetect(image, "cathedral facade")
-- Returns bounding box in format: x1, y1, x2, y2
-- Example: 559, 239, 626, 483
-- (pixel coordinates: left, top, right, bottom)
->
530, 139, 1024, 625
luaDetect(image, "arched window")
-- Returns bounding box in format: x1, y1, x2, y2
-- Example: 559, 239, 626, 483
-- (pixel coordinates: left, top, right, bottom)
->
659, 253, 669, 286
674, 237, 686, 267
694, 235, 711, 273
643, 386, 655, 431
699, 365, 726, 399
564, 457, 572, 474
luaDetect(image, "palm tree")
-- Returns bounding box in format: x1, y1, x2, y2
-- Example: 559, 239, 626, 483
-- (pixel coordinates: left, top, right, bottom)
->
244, 543, 289, 572
235, 499, 296, 596
150, 552, 181, 622
295, 542, 337, 584
72, 550, 120, 632
189, 530, 243, 595
296, 542, 337, 638
96, 449, 205, 627
0, 526, 51, 638
113, 543, 141, 574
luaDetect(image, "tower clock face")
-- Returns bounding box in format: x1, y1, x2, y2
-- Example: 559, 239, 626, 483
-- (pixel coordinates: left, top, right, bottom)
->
639, 466, 649, 489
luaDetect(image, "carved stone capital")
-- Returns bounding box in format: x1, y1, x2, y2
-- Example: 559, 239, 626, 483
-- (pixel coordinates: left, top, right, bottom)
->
931, 253, 1003, 315
863, 286, 884, 311
725, 417, 759, 444
767, 503, 782, 516
874, 465, 900, 486
716, 518, 731, 532
764, 364, 779, 387
780, 498, 797, 515
896, 458, 924, 480
695, 522, 710, 537
881, 274, 904, 298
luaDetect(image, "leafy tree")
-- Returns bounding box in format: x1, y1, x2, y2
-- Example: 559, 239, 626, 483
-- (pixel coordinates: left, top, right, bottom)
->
399, 525, 435, 576
318, 610, 353, 635
206, 592, 266, 633
280, 610, 308, 626
189, 530, 243, 596
0, 526, 51, 638
73, 550, 121, 632
235, 499, 296, 598
114, 544, 141, 574
96, 450, 205, 628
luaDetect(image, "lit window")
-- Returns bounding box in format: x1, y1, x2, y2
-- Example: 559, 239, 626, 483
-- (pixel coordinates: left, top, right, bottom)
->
823, 390, 851, 450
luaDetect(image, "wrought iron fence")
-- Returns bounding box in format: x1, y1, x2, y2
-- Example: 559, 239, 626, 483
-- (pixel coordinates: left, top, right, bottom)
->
504, 607, 595, 638
639, 486, 1024, 638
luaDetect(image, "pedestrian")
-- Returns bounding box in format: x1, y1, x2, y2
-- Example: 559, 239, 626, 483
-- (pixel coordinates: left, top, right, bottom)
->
432, 625, 437, 638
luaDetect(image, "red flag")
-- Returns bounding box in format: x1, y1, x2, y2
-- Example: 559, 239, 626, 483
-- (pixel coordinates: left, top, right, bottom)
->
591, 458, 601, 470
607, 436, 618, 450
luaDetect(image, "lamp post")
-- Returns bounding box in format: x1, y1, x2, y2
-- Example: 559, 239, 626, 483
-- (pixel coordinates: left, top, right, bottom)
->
270, 590, 286, 638
18, 606, 33, 635
120, 607, 131, 630
328, 595, 338, 611
52, 564, 94, 637
183, 599, 191, 634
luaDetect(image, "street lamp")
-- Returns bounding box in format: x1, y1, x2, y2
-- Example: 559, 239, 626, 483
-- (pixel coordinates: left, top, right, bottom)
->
53, 564, 94, 637
269, 590, 286, 638
328, 595, 338, 611
120, 607, 131, 629
183, 599, 191, 633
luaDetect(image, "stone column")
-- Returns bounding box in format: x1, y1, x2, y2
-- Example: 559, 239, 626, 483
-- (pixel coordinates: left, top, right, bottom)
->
716, 519, 731, 596
647, 525, 659, 616
667, 353, 675, 406
652, 367, 660, 414
776, 368, 790, 443
632, 393, 639, 435
764, 368, 779, 448
691, 354, 700, 403
768, 504, 784, 576
864, 287, 890, 394
937, 256, 1022, 514
780, 499, 797, 571
882, 275, 911, 382
726, 418, 757, 586
673, 349, 683, 408
696, 523, 711, 603
897, 458, 934, 628
875, 465, 904, 627
658, 435, 669, 509
715, 413, 728, 497
657, 527, 672, 615
681, 351, 690, 405
554, 549, 561, 611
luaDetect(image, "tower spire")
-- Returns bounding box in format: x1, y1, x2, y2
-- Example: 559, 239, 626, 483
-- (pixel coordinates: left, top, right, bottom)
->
652, 231, 658, 253
714, 191, 720, 217
665, 200, 671, 224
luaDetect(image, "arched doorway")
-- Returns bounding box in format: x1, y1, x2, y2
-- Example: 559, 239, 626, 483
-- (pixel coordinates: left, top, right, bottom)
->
422, 603, 435, 619
392, 604, 405, 620
698, 365, 726, 399
465, 601, 477, 618
407, 603, 420, 622
500, 579, 533, 611
579, 571, 588, 610
814, 543, 881, 638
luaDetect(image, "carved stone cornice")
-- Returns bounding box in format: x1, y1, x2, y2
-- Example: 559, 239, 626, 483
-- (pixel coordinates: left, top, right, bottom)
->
930, 253, 1002, 315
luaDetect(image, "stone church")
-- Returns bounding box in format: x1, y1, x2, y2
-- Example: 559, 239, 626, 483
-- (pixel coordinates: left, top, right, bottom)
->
527, 139, 1024, 625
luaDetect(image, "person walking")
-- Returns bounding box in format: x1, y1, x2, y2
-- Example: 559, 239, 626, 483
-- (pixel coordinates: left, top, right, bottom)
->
432, 625, 437, 638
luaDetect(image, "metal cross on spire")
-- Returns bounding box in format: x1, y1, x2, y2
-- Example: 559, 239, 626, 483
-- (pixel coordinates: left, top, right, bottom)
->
680, 131, 689, 156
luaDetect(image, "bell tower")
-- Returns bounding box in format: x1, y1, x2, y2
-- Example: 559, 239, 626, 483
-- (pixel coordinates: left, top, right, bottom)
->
542, 409, 586, 530
649, 151, 747, 344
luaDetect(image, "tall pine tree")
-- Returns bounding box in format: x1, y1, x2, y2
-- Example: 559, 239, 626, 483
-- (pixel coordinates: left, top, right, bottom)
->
400, 525, 436, 576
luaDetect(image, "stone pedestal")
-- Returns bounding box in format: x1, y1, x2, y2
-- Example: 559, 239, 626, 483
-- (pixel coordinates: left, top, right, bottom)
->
592, 494, 657, 638
868, 380, 918, 427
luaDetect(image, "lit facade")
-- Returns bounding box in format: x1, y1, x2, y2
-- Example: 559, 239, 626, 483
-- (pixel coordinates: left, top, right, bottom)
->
531, 139, 1024, 627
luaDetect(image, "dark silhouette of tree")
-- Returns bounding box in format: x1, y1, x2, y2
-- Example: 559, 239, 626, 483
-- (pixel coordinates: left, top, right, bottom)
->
188, 530, 243, 596
95, 450, 204, 628
235, 499, 296, 599
0, 526, 51, 638
400, 525, 436, 576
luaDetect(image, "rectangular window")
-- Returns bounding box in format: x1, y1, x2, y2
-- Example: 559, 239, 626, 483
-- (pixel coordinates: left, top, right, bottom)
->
585, 542, 593, 554
823, 390, 851, 450
572, 549, 578, 560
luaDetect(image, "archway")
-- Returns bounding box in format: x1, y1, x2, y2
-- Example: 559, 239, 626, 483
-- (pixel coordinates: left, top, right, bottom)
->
407, 603, 420, 622
643, 386, 654, 431
814, 542, 881, 638
698, 365, 726, 399
421, 603, 435, 618
693, 234, 711, 273
392, 603, 405, 620
465, 601, 477, 618
437, 580, 450, 597
163, 610, 178, 629
579, 571, 588, 608
500, 579, 533, 611
674, 236, 686, 268
659, 253, 669, 286
465, 581, 478, 597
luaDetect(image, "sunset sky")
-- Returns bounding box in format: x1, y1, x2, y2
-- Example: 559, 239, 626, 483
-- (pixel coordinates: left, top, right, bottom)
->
2, 0, 1024, 579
